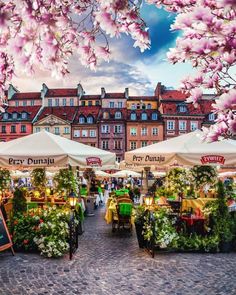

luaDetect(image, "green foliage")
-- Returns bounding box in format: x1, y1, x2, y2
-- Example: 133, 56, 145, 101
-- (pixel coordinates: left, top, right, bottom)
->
31, 168, 47, 191
190, 165, 217, 190
166, 168, 189, 194
0, 168, 11, 190
177, 234, 219, 252
53, 168, 78, 194
134, 206, 146, 224
12, 188, 27, 216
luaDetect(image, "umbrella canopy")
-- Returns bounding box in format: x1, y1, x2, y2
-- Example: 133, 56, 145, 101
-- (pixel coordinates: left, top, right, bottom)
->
0, 131, 116, 169
112, 170, 141, 178
152, 171, 166, 177
95, 170, 111, 178
125, 130, 236, 167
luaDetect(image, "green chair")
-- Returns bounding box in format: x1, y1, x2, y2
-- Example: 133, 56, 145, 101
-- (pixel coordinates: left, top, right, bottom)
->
116, 202, 133, 232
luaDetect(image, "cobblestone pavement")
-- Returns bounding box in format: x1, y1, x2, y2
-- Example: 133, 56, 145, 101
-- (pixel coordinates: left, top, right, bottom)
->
1, 206, 236, 295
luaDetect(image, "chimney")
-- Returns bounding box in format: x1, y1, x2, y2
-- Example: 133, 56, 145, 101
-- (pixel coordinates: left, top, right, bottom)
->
8, 84, 19, 100
101, 87, 106, 98
77, 83, 85, 99
154, 82, 162, 97
124, 88, 129, 99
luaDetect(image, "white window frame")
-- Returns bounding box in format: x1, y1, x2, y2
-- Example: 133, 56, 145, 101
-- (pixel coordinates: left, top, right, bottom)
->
141, 141, 148, 147
115, 112, 122, 119
130, 141, 137, 150
70, 98, 74, 106
35, 127, 41, 133
131, 104, 136, 110
82, 130, 88, 137
190, 121, 198, 131
64, 127, 70, 134
130, 127, 137, 136
209, 113, 215, 121
102, 140, 109, 150
130, 113, 136, 120
141, 127, 147, 136
90, 130, 96, 137
118, 102, 123, 108
101, 125, 109, 133
87, 116, 93, 124
179, 120, 187, 131
79, 116, 85, 124
152, 127, 158, 135
21, 112, 27, 119
167, 120, 175, 130
55, 98, 59, 106
179, 105, 187, 112
48, 99, 52, 107
141, 113, 147, 120
54, 127, 60, 135
152, 113, 158, 120
114, 125, 122, 133
45, 127, 50, 132
73, 130, 80, 137
109, 101, 115, 108
12, 113, 18, 120
62, 98, 67, 106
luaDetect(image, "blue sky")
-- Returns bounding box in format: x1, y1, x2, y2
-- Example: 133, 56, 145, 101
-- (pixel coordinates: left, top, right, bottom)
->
12, 3, 194, 95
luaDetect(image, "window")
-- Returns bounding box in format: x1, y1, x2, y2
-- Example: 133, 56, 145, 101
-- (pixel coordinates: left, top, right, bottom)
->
55, 98, 59, 106
109, 101, 114, 108
21, 125, 26, 133
208, 113, 215, 121
82, 130, 88, 137
103, 112, 109, 119
54, 127, 60, 135
62, 98, 67, 106
116, 156, 121, 163
45, 127, 50, 132
130, 113, 136, 120
30, 100, 35, 106
167, 120, 175, 130
118, 102, 123, 108
74, 130, 80, 137
70, 98, 74, 106
152, 127, 158, 135
21, 112, 27, 119
79, 116, 85, 124
115, 111, 122, 119
147, 103, 152, 109
1, 126, 6, 133
130, 141, 137, 150
88, 101, 92, 106
141, 112, 147, 120
178, 105, 187, 112
95, 100, 100, 106
142, 104, 146, 110
90, 130, 96, 137
141, 141, 148, 147
3, 113, 8, 120
23, 101, 27, 106
114, 140, 122, 150
35, 127, 41, 133
114, 125, 122, 133
101, 125, 109, 133
179, 120, 187, 130
130, 127, 137, 136
87, 116, 94, 124
152, 112, 158, 120
190, 121, 198, 131
91, 143, 96, 147
12, 113, 18, 120
15, 101, 19, 107
64, 127, 70, 134
81, 101, 85, 106
11, 125, 16, 133
141, 127, 147, 136
102, 140, 109, 150
131, 103, 136, 110
48, 99, 52, 107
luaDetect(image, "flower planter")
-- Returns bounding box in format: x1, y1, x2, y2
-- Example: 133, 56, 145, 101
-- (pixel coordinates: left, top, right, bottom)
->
135, 222, 146, 248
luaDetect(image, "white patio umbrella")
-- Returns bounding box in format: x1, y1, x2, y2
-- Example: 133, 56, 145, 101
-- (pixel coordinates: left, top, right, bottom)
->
95, 170, 111, 178
10, 170, 30, 179
112, 170, 141, 178
152, 171, 166, 177
125, 130, 236, 167
218, 171, 236, 177
0, 131, 116, 169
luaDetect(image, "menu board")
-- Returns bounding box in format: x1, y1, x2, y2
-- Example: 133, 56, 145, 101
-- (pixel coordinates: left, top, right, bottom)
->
0, 208, 13, 252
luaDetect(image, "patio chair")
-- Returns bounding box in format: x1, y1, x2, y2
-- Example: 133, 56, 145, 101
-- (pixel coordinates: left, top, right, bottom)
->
116, 202, 133, 232
168, 200, 182, 217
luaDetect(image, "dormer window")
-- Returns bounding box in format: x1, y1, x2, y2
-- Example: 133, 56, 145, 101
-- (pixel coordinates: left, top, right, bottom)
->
21, 112, 28, 119
151, 112, 158, 120
130, 112, 136, 120
79, 115, 86, 124
115, 111, 122, 119
12, 112, 18, 120
3, 113, 8, 120
178, 104, 187, 113
103, 112, 109, 119
141, 112, 147, 120
87, 116, 94, 124
208, 113, 215, 121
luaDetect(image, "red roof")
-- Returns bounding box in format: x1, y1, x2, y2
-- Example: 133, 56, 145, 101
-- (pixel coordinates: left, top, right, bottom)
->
200, 100, 215, 114
1, 106, 41, 120
46, 89, 78, 97
81, 95, 101, 100
74, 106, 101, 122
128, 96, 158, 101
98, 108, 128, 120
12, 92, 41, 100
36, 107, 78, 122
104, 93, 125, 98
126, 109, 160, 121
161, 90, 189, 101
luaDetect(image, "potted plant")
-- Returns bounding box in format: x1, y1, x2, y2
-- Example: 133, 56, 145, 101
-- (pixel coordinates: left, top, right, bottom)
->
134, 206, 147, 248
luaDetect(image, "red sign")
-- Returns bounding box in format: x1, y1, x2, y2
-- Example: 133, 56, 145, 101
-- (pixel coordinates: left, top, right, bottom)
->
201, 155, 225, 165
86, 157, 102, 166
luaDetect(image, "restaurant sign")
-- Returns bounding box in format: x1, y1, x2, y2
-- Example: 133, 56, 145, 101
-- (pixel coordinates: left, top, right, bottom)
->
8, 157, 55, 166
86, 157, 102, 166
132, 155, 166, 164
201, 155, 225, 165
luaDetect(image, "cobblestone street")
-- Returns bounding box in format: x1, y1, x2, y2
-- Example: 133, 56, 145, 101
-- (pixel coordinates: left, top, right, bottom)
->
0, 207, 236, 295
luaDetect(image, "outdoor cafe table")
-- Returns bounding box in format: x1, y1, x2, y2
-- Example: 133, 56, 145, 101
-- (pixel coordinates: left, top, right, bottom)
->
182, 198, 216, 213
105, 198, 117, 224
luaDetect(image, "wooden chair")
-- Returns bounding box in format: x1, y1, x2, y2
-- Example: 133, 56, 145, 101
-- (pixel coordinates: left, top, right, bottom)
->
168, 200, 182, 216
116, 202, 133, 232
117, 198, 132, 204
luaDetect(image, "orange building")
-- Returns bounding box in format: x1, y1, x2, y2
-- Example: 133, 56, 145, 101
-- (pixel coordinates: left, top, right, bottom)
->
126, 96, 163, 151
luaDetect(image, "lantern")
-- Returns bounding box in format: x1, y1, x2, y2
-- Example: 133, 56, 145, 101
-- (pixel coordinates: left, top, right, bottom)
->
144, 194, 154, 207
69, 191, 77, 209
